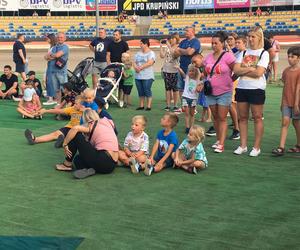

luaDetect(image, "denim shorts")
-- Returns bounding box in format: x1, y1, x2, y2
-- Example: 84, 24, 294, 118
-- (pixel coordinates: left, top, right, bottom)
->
135, 79, 154, 97
282, 106, 300, 120
177, 73, 185, 91
206, 91, 232, 107
154, 154, 174, 168
48, 72, 68, 93
182, 97, 197, 107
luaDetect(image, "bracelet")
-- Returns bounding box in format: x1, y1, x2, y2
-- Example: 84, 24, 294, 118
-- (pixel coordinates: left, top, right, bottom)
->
63, 144, 68, 148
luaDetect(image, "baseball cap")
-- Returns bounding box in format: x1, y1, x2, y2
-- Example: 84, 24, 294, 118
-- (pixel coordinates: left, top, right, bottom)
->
23, 88, 36, 101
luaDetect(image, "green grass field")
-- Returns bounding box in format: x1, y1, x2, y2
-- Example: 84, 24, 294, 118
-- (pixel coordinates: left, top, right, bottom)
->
0, 75, 299, 250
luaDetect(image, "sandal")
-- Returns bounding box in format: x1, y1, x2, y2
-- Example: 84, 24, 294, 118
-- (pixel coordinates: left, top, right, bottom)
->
271, 147, 285, 156
287, 145, 300, 153
55, 162, 73, 171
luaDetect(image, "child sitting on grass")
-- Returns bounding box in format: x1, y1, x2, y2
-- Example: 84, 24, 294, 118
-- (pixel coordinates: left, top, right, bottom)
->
144, 112, 179, 176
174, 125, 208, 174
118, 115, 149, 174
17, 82, 42, 119
177, 64, 203, 134
121, 52, 134, 108
24, 96, 84, 151
272, 46, 300, 156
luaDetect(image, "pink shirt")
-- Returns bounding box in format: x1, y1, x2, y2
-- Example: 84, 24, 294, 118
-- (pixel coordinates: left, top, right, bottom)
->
90, 118, 119, 151
204, 52, 235, 96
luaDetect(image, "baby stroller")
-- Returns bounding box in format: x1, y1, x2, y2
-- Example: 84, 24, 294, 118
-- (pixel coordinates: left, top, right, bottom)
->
67, 57, 94, 94
96, 63, 124, 108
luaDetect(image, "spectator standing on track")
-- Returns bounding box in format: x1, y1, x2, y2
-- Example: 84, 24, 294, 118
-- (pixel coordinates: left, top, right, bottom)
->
13, 33, 27, 82
89, 28, 111, 89
107, 29, 129, 106
44, 32, 69, 105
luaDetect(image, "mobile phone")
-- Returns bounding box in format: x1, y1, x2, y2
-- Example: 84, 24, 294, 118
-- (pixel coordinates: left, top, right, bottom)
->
161, 40, 167, 44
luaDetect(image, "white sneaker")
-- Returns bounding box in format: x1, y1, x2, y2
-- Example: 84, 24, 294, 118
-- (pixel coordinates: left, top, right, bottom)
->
119, 100, 124, 108
211, 141, 220, 149
234, 146, 248, 155
43, 100, 57, 106
249, 147, 261, 157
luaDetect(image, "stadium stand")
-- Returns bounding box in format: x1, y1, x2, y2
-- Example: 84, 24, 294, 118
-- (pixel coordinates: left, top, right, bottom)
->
0, 16, 136, 39
149, 11, 300, 36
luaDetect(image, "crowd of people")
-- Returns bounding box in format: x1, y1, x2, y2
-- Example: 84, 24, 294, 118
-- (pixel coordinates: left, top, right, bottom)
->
0, 25, 299, 179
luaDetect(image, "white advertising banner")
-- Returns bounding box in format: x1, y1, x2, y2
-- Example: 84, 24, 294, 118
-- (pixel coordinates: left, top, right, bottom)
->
19, 0, 51, 9
51, 0, 86, 11
0, 0, 18, 11
293, 0, 300, 5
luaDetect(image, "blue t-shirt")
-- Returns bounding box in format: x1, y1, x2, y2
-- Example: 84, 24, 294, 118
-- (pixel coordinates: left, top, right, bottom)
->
80, 101, 99, 124
156, 129, 178, 159
90, 37, 112, 63
179, 38, 201, 73
48, 44, 69, 73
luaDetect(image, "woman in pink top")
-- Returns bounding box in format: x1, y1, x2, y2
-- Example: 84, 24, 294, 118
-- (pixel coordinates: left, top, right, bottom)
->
57, 109, 119, 179
203, 31, 236, 153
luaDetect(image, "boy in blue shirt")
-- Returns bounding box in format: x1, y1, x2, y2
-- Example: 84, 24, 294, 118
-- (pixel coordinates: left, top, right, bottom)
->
80, 88, 98, 124
144, 112, 179, 176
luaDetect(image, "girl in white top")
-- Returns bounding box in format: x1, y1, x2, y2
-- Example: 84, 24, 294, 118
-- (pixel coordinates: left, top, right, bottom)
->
177, 64, 203, 134
233, 26, 270, 157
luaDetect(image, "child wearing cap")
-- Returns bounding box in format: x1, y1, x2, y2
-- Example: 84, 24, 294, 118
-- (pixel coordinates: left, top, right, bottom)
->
17, 81, 42, 119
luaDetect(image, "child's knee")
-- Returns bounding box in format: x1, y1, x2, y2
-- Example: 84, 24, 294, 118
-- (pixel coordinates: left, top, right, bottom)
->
136, 154, 146, 163
193, 160, 206, 169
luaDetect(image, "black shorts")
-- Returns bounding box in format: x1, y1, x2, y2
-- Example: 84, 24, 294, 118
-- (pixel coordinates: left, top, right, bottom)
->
122, 85, 133, 95
118, 79, 124, 90
15, 63, 25, 73
235, 88, 265, 105
163, 72, 178, 91
59, 127, 71, 137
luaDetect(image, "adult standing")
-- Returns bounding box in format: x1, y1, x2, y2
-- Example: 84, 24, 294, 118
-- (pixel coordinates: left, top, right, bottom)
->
43, 33, 57, 105
203, 31, 236, 153
107, 29, 129, 106
57, 109, 119, 179
0, 65, 19, 99
269, 34, 280, 82
89, 28, 111, 89
134, 38, 156, 111
13, 33, 27, 82
233, 26, 269, 157
175, 27, 201, 95
160, 33, 180, 112
44, 32, 69, 104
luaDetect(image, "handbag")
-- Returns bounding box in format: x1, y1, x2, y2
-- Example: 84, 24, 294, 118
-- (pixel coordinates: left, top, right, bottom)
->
204, 51, 226, 95
54, 45, 68, 69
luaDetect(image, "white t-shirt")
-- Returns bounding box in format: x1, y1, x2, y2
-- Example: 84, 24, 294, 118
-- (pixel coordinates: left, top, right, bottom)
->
182, 76, 200, 100
236, 48, 269, 90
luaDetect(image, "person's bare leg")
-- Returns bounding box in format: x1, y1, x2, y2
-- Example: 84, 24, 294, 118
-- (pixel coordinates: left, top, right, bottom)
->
92, 74, 98, 89
192, 160, 206, 170
34, 130, 63, 143
217, 105, 230, 146
209, 105, 219, 141
251, 104, 264, 150
292, 119, 300, 146
173, 90, 179, 108
229, 102, 239, 131
189, 106, 196, 128
139, 97, 145, 108
166, 90, 171, 108
279, 116, 290, 148
17, 107, 35, 118
237, 102, 250, 148
146, 97, 152, 109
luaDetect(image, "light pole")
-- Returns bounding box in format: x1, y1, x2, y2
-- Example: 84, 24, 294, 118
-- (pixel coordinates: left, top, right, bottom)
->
95, 0, 100, 35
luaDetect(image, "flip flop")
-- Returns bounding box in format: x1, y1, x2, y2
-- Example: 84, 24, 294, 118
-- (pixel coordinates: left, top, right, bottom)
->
271, 147, 285, 156
55, 163, 72, 171
287, 145, 300, 153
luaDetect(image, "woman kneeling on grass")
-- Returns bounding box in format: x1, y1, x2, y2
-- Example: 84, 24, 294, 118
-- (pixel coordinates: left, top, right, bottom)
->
56, 109, 119, 179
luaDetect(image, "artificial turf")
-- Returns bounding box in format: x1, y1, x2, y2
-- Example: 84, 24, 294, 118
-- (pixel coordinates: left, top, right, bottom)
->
0, 76, 299, 250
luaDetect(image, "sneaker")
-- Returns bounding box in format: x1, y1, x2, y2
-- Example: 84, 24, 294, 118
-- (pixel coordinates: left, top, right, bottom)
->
119, 100, 124, 108
55, 134, 65, 148
187, 167, 198, 175
206, 126, 216, 136
43, 100, 57, 106
24, 129, 35, 145
249, 148, 261, 157
214, 144, 224, 153
234, 146, 248, 155
73, 168, 96, 179
211, 141, 219, 149
173, 107, 182, 114
229, 129, 240, 140
129, 158, 139, 174
35, 115, 43, 120
12, 96, 22, 102
164, 106, 170, 112
144, 159, 154, 176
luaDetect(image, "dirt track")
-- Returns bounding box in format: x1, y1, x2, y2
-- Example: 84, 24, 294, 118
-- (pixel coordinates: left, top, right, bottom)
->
0, 47, 289, 75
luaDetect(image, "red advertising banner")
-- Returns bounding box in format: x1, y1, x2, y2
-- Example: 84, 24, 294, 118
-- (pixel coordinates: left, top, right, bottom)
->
214, 0, 250, 8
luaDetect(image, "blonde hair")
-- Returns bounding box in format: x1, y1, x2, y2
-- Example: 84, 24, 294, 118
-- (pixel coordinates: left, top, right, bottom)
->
187, 64, 200, 79
82, 88, 95, 98
189, 125, 205, 144
82, 109, 99, 124
248, 26, 264, 49
122, 52, 132, 70
132, 115, 147, 127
